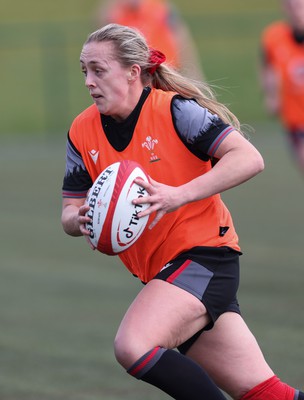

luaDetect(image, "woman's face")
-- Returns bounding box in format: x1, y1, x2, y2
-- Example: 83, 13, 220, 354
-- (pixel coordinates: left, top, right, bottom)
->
80, 41, 137, 121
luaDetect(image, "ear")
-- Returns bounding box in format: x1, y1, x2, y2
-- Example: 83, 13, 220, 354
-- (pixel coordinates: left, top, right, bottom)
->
128, 64, 141, 82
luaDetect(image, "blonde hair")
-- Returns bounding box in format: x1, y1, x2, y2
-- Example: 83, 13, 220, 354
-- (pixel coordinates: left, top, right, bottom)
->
84, 23, 241, 130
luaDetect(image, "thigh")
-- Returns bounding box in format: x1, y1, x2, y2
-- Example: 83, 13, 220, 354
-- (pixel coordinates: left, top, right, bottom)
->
156, 246, 241, 328
115, 279, 209, 367
186, 312, 274, 399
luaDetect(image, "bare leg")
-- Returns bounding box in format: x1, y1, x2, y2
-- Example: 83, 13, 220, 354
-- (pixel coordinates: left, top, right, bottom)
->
186, 312, 274, 399
114, 280, 227, 399
114, 279, 209, 368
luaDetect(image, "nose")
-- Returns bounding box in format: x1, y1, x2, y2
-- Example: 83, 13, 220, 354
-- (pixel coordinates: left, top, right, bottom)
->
85, 72, 96, 88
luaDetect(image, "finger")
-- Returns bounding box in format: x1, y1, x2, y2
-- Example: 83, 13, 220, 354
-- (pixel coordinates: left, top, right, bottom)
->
149, 210, 166, 229
134, 177, 160, 192
147, 177, 158, 186
133, 177, 152, 191
78, 218, 92, 231
79, 224, 91, 236
79, 214, 92, 235
79, 204, 91, 216
79, 214, 92, 222
136, 200, 163, 218
84, 235, 96, 250
133, 195, 152, 206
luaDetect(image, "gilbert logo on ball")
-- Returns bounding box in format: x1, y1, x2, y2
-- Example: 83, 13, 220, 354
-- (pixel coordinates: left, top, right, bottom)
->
85, 160, 150, 255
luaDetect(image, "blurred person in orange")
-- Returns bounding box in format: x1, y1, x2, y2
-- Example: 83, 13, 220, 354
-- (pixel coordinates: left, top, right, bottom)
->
94, 0, 204, 80
260, 0, 304, 177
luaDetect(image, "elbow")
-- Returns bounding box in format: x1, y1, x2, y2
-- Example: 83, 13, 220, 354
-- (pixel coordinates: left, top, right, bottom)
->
252, 151, 265, 176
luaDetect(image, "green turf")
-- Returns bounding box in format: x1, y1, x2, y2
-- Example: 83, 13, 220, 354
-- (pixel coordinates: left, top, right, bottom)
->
1, 1, 304, 399
1, 123, 304, 399
0, 0, 283, 135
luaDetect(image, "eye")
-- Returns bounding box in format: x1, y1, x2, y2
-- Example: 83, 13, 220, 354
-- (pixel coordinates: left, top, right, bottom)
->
81, 69, 87, 77
94, 68, 104, 76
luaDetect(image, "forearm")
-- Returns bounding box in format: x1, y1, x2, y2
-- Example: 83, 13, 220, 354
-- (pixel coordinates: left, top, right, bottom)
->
180, 146, 264, 205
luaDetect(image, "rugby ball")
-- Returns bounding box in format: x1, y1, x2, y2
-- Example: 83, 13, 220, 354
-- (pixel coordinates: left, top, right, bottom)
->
85, 160, 150, 255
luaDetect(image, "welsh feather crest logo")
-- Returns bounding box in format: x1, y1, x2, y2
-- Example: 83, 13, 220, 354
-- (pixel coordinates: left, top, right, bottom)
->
142, 136, 160, 162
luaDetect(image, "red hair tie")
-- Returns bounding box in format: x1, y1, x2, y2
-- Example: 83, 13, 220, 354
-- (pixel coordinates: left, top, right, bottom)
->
148, 48, 166, 74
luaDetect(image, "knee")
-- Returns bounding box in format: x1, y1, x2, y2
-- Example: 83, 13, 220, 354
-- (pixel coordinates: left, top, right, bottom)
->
114, 331, 149, 370
113, 334, 132, 369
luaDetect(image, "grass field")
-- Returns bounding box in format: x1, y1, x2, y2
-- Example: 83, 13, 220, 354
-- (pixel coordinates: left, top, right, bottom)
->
1, 0, 304, 399
1, 0, 282, 135
1, 124, 304, 400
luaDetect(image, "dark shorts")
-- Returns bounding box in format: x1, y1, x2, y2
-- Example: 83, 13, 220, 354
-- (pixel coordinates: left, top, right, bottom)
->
153, 246, 242, 354
289, 129, 304, 147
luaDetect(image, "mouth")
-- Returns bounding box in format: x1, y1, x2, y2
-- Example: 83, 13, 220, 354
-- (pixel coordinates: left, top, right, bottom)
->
91, 93, 102, 99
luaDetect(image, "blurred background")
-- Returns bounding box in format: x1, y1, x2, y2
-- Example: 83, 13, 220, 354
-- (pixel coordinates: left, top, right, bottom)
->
1, 0, 304, 399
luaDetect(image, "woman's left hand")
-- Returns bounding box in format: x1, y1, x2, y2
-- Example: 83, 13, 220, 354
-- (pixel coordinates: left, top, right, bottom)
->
132, 177, 184, 229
